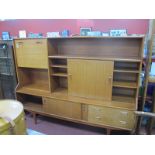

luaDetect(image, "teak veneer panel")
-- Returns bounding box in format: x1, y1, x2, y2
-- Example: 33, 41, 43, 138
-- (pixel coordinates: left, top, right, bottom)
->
50, 38, 143, 59
15, 39, 48, 68
68, 59, 114, 100
43, 97, 81, 119
88, 105, 135, 129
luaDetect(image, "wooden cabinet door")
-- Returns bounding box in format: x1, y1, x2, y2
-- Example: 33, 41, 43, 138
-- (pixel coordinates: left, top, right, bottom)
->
43, 98, 81, 119
68, 59, 114, 100
15, 39, 48, 69
88, 105, 135, 130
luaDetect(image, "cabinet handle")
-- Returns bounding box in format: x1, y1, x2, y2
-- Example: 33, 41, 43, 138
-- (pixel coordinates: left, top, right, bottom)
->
95, 108, 101, 112
108, 76, 112, 82
18, 42, 23, 44
36, 41, 42, 44
120, 111, 128, 115
120, 120, 127, 125
96, 116, 101, 119
68, 74, 72, 78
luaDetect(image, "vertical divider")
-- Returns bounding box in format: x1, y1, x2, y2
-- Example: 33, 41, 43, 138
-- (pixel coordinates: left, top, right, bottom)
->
47, 39, 52, 93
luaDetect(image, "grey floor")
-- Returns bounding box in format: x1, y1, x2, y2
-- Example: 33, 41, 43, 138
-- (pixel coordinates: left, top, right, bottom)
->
26, 113, 133, 135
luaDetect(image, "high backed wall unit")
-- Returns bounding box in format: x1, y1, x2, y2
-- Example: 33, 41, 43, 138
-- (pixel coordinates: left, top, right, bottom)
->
13, 36, 144, 132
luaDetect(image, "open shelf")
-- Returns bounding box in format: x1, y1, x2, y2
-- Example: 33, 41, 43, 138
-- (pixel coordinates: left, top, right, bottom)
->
112, 87, 136, 105
114, 61, 140, 74
50, 57, 68, 78
51, 65, 67, 68
16, 68, 50, 96
112, 95, 135, 104
16, 93, 44, 112
52, 73, 68, 77
24, 102, 43, 113
110, 101, 135, 110
114, 68, 139, 73
52, 88, 68, 96
49, 55, 68, 59
17, 83, 50, 96
113, 72, 138, 83
48, 55, 141, 62
113, 81, 137, 89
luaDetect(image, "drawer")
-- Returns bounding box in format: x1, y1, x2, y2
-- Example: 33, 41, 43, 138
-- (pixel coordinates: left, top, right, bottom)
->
43, 98, 81, 120
88, 105, 135, 130
15, 39, 48, 68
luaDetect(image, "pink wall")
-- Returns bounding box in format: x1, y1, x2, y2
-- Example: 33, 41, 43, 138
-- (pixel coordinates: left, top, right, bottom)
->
0, 19, 149, 37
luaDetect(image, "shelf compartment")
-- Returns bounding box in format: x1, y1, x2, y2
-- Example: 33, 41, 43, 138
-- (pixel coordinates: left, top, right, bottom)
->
48, 37, 143, 60
16, 94, 43, 113
113, 72, 138, 83
17, 83, 50, 97
112, 95, 135, 104
114, 61, 140, 74
52, 88, 68, 95
24, 102, 43, 113
52, 73, 68, 77
112, 87, 136, 104
17, 68, 50, 92
50, 58, 67, 65
114, 68, 139, 73
51, 67, 67, 75
20, 83, 49, 91
113, 81, 137, 89
48, 55, 141, 62
49, 55, 68, 59
51, 65, 67, 68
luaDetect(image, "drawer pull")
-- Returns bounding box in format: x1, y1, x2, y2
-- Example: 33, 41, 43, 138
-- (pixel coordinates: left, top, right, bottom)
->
96, 116, 101, 119
120, 111, 128, 115
120, 121, 127, 125
36, 41, 42, 44
108, 76, 112, 83
94, 107, 101, 111
18, 42, 23, 44
16, 42, 23, 48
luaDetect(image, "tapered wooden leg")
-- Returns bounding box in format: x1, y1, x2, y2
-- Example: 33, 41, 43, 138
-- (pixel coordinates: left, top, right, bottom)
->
107, 129, 111, 135
32, 112, 37, 124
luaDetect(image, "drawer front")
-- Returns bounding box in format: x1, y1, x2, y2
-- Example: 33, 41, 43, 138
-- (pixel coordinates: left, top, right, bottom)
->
15, 39, 48, 69
43, 98, 81, 120
88, 105, 135, 130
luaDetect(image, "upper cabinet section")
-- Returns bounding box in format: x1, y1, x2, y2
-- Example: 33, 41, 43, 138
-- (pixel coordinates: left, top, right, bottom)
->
48, 37, 144, 60
14, 39, 48, 69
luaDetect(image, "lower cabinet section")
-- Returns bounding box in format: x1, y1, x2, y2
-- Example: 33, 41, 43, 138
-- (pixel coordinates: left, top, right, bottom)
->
87, 105, 135, 130
43, 97, 81, 120
42, 97, 135, 130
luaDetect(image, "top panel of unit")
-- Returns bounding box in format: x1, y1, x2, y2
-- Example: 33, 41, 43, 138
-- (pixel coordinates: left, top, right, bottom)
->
13, 36, 145, 40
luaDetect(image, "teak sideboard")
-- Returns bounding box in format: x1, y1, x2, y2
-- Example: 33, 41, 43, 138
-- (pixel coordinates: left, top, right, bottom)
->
13, 36, 144, 133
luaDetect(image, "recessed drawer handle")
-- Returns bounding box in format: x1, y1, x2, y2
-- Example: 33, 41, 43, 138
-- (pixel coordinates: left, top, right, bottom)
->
120, 111, 128, 115
18, 42, 23, 44
120, 121, 127, 125
94, 107, 101, 111
96, 116, 101, 119
36, 41, 42, 44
